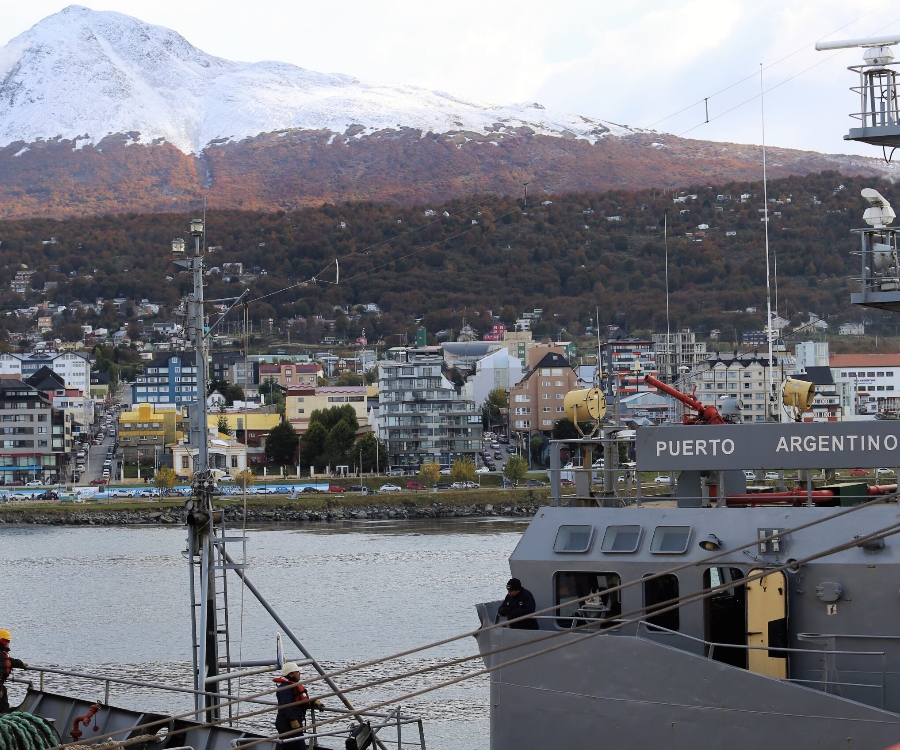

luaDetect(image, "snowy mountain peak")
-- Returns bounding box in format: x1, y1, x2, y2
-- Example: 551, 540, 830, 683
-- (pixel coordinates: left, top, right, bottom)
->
0, 5, 632, 154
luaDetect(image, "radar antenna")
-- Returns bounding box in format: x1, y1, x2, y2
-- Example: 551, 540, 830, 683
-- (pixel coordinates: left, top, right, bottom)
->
817, 34, 900, 147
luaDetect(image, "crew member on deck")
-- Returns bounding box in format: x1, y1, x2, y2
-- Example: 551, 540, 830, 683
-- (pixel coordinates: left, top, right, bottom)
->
0, 629, 28, 714
497, 578, 539, 630
273, 662, 323, 749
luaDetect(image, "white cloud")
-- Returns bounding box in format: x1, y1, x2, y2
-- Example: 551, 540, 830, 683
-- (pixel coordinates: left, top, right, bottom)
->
2, 0, 900, 155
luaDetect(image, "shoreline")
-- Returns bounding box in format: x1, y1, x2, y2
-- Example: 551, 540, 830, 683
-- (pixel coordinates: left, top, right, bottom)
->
0, 489, 549, 526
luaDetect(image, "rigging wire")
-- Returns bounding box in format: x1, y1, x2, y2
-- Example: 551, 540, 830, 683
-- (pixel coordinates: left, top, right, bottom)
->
53, 494, 900, 748
54, 501, 900, 749
644, 0, 899, 130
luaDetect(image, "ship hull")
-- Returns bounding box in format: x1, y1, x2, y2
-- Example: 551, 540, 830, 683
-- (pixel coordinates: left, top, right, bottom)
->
476, 627, 900, 749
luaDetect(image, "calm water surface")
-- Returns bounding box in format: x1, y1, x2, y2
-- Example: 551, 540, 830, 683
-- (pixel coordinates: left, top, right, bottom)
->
0, 519, 528, 749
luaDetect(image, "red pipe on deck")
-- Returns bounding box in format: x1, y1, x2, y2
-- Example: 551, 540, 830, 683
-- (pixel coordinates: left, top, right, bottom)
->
709, 483, 898, 506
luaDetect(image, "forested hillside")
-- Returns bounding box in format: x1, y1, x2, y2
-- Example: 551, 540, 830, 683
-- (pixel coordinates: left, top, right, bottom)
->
0, 170, 892, 343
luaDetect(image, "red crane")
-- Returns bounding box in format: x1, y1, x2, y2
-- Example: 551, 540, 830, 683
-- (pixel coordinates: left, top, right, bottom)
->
644, 374, 725, 426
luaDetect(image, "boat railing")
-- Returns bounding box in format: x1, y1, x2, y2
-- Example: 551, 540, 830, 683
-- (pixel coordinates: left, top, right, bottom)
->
11, 666, 427, 749
636, 622, 888, 708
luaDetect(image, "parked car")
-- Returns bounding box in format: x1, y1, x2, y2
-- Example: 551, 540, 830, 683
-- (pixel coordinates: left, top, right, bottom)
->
90, 478, 108, 485
385, 469, 405, 477
491, 441, 500, 449
506, 445, 517, 453
525, 479, 544, 487
380, 483, 402, 492
348, 485, 368, 493
494, 451, 503, 460
300, 486, 321, 493
475, 467, 491, 475
329, 486, 345, 493
499, 436, 509, 444
561, 479, 575, 487
434, 482, 452, 490
654, 475, 671, 484
877, 468, 895, 476
743, 471, 756, 480
25, 480, 43, 487
407, 481, 426, 490
765, 472, 780, 481
850, 469, 869, 476
451, 481, 478, 489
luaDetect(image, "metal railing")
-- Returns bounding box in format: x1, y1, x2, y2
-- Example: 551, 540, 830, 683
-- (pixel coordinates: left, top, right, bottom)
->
11, 665, 427, 749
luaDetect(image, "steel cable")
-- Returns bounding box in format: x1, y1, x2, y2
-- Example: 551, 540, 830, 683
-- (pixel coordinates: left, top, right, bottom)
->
49, 494, 899, 747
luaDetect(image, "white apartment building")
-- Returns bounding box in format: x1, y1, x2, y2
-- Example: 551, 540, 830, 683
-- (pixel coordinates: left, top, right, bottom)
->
0, 352, 91, 393
460, 348, 524, 413
692, 353, 796, 422
830, 354, 900, 415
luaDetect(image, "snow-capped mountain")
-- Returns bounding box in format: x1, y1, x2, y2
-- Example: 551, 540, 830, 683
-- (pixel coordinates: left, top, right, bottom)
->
0, 5, 632, 154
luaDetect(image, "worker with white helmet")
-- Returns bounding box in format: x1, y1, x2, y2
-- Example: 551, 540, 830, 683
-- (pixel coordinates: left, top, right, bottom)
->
0, 629, 27, 714
273, 661, 323, 749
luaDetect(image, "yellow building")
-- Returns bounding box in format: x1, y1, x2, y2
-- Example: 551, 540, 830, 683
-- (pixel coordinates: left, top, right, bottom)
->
118, 403, 184, 464
285, 385, 376, 434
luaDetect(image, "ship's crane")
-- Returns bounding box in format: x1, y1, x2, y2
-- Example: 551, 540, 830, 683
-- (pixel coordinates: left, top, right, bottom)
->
644, 373, 726, 425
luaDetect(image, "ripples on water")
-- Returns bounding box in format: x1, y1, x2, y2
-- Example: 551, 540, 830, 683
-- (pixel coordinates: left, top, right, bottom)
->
0, 519, 528, 750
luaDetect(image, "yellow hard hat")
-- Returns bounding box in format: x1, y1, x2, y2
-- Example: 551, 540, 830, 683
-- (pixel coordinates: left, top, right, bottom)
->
0, 629, 10, 641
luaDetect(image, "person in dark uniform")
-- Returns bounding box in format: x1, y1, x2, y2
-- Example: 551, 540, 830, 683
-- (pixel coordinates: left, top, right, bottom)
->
0, 628, 27, 714
497, 577, 539, 630
273, 662, 323, 749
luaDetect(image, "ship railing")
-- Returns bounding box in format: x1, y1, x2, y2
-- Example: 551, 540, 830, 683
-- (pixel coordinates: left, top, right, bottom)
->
636, 622, 888, 709
11, 666, 427, 748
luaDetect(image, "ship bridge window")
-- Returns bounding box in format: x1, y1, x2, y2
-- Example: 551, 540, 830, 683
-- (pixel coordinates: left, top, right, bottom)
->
643, 574, 680, 631
553, 525, 595, 553
601, 524, 642, 553
650, 526, 692, 554
555, 571, 621, 628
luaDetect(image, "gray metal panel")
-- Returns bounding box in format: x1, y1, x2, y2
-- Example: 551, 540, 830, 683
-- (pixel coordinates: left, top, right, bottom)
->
484, 631, 900, 750
636, 422, 900, 471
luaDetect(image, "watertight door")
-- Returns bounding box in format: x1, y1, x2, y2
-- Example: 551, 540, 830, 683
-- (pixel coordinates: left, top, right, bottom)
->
746, 569, 788, 678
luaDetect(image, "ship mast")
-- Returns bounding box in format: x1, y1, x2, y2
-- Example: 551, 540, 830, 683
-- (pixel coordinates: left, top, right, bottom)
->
173, 220, 221, 720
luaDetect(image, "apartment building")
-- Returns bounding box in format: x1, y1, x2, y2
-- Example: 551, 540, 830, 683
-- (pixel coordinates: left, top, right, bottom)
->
0, 351, 91, 393
0, 379, 69, 484
259, 361, 322, 388
691, 353, 795, 422
830, 354, 900, 415
651, 329, 707, 383
599, 335, 657, 396
285, 386, 375, 435
118, 403, 185, 464
510, 351, 580, 434
378, 350, 481, 469
132, 352, 198, 405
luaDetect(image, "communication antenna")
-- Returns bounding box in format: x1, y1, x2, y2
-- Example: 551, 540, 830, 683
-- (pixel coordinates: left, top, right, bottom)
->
760, 64, 776, 418
664, 211, 671, 383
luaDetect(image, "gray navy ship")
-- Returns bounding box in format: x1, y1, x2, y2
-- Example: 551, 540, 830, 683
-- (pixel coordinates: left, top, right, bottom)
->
476, 34, 900, 750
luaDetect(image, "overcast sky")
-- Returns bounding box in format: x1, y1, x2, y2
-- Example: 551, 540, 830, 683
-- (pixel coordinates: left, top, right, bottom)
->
3, 0, 900, 156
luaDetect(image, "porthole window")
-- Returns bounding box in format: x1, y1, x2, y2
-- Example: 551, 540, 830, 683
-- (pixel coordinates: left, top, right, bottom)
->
600, 525, 642, 553
650, 526, 692, 554
553, 525, 595, 553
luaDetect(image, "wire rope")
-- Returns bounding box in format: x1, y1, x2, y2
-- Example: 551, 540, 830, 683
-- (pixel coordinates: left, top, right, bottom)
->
52, 505, 900, 749
49, 494, 899, 747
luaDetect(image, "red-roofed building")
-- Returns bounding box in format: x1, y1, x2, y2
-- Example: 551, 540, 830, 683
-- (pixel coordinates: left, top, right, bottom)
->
830, 354, 900, 415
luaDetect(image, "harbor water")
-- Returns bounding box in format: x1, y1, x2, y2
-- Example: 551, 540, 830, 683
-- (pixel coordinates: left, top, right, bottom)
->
0, 518, 529, 749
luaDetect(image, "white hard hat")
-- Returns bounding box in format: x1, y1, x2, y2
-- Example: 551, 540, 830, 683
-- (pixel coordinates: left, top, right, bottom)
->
281, 662, 301, 676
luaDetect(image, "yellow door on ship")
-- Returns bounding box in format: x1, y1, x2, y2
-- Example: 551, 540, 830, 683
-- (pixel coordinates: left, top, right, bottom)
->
746, 568, 788, 678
